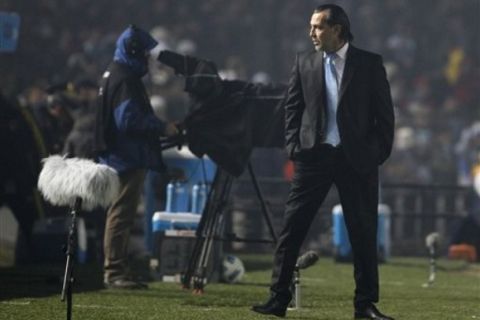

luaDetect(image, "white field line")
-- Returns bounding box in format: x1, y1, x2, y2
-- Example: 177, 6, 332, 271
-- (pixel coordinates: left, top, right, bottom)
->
1, 301, 31, 305
2, 301, 130, 310
302, 277, 405, 286
74, 304, 128, 310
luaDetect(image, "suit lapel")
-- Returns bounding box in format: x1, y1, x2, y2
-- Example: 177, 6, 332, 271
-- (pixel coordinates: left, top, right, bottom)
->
339, 45, 357, 103
311, 50, 324, 89
307, 51, 325, 110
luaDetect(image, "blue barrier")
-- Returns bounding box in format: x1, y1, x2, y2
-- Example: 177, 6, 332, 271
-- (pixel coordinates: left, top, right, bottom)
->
332, 204, 391, 262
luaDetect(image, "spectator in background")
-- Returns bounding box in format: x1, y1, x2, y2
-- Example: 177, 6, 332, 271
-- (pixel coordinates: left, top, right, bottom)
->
0, 0, 478, 195
63, 79, 98, 159
94, 25, 178, 290
31, 85, 75, 154
0, 91, 46, 259
62, 79, 107, 263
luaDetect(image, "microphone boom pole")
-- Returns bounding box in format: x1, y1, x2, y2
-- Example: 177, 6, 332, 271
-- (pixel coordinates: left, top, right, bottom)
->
38, 155, 120, 320
61, 197, 82, 320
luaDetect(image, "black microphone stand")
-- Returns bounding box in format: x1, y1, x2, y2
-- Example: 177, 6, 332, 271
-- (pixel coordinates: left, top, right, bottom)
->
61, 197, 82, 320
289, 265, 301, 309
289, 252, 319, 309
424, 238, 437, 288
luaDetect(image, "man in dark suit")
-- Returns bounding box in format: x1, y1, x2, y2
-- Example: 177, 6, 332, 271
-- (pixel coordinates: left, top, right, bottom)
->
252, 4, 395, 319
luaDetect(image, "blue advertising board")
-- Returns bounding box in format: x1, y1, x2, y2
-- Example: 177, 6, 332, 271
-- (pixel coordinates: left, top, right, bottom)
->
0, 12, 20, 52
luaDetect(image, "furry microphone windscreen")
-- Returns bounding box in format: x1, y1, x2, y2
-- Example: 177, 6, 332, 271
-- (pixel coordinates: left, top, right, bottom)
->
425, 232, 440, 249
296, 250, 319, 269
38, 155, 120, 211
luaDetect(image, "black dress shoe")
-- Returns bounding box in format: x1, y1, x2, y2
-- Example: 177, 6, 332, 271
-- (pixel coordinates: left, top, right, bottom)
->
251, 297, 289, 318
354, 304, 394, 320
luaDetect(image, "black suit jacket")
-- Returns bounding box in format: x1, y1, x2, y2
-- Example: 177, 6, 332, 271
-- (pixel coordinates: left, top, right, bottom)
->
284, 45, 395, 175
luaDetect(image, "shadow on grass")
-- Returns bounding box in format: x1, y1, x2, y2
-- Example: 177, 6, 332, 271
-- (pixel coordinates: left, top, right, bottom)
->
0, 262, 104, 301
238, 255, 273, 272
228, 281, 269, 287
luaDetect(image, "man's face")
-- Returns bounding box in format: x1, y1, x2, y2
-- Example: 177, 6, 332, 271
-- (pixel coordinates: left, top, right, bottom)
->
309, 10, 342, 53
143, 50, 151, 65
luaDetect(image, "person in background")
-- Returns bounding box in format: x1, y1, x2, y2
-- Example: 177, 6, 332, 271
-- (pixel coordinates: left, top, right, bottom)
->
252, 4, 395, 319
94, 25, 178, 289
31, 84, 74, 154
63, 79, 98, 159
0, 91, 46, 260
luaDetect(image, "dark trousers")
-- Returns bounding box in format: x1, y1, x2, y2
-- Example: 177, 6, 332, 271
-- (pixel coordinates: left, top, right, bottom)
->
271, 145, 379, 307
104, 169, 146, 282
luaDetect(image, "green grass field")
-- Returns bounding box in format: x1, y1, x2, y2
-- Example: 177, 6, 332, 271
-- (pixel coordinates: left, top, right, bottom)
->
0, 256, 479, 320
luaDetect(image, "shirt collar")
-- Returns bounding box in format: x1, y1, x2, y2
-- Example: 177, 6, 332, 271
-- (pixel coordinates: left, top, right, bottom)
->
323, 42, 349, 60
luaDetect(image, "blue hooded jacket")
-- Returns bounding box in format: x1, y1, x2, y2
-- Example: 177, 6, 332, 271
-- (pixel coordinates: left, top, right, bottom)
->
113, 26, 158, 77
95, 26, 167, 173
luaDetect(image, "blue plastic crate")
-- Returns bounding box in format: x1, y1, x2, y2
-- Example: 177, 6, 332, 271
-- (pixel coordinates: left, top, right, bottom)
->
152, 212, 201, 232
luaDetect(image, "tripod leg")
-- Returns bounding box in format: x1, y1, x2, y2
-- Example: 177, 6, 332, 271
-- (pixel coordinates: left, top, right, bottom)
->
192, 213, 217, 292
247, 162, 277, 243
183, 209, 215, 289
193, 171, 232, 292
181, 234, 203, 289
181, 212, 208, 289
182, 170, 223, 289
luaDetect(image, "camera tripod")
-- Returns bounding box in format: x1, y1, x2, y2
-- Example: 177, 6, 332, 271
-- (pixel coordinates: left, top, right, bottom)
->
181, 162, 278, 293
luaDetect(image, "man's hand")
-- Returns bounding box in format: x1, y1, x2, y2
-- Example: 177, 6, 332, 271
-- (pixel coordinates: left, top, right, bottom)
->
164, 122, 180, 137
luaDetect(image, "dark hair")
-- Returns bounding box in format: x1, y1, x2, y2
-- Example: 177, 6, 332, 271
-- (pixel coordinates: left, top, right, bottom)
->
314, 4, 354, 42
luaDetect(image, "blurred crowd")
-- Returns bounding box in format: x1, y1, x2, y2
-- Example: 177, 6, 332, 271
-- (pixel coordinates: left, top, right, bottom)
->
1, 0, 479, 185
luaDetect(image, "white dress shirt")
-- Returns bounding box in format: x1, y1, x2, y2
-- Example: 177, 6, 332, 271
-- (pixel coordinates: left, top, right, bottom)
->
324, 41, 349, 89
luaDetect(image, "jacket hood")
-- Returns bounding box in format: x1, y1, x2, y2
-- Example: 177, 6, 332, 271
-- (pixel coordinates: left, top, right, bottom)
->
113, 26, 158, 77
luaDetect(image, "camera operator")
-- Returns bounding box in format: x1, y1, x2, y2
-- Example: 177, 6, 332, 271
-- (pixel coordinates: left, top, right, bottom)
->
94, 25, 178, 290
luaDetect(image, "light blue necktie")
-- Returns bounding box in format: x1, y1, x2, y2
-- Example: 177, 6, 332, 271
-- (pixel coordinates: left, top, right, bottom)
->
324, 52, 340, 146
